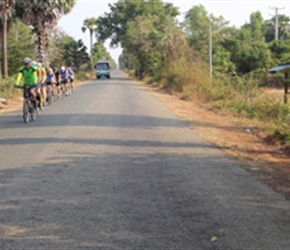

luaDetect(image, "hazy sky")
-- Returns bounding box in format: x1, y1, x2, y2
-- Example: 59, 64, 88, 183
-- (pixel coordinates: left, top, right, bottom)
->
58, 0, 290, 64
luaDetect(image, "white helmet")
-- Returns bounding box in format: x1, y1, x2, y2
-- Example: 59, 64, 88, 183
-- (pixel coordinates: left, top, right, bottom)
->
38, 62, 42, 67
23, 57, 31, 64
61, 66, 65, 71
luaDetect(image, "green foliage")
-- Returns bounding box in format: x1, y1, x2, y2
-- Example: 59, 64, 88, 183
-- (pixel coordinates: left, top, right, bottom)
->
269, 40, 290, 63
249, 11, 264, 40
75, 71, 92, 81
183, 5, 210, 55
222, 26, 272, 74
0, 76, 17, 99
48, 28, 75, 67
183, 5, 234, 58
15, 0, 76, 64
97, 0, 179, 47
212, 45, 236, 73
159, 58, 210, 94
91, 42, 116, 69
63, 39, 90, 70
263, 15, 290, 43
5, 19, 34, 75
82, 17, 98, 56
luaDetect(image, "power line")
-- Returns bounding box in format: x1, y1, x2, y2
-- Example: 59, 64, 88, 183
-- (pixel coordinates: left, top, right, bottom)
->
269, 6, 285, 40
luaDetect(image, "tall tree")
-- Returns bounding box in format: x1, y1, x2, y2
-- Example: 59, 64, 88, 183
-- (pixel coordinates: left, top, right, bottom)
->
183, 5, 233, 58
0, 0, 15, 78
47, 28, 75, 67
249, 11, 263, 40
63, 39, 90, 70
15, 0, 76, 65
183, 5, 210, 54
82, 17, 97, 55
97, 0, 179, 47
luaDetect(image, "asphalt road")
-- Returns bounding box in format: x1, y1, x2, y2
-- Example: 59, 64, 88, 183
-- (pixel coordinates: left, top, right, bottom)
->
0, 72, 290, 250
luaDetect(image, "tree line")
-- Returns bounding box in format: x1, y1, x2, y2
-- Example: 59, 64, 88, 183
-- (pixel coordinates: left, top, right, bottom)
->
94, 1, 290, 80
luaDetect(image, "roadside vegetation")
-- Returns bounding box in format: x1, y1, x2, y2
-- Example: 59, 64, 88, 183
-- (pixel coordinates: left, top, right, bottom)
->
95, 0, 290, 147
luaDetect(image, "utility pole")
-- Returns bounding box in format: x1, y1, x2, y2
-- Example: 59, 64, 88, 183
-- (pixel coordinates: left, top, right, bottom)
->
209, 25, 212, 83
270, 6, 285, 40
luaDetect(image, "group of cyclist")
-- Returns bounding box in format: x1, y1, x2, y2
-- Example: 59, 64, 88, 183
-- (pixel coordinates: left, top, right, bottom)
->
15, 57, 75, 108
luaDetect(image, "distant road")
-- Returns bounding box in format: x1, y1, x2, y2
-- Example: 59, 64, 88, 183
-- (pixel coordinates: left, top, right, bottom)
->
0, 71, 290, 249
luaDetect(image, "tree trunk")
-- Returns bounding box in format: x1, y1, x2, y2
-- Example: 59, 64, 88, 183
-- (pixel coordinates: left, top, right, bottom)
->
90, 29, 93, 55
90, 29, 93, 69
37, 26, 46, 64
284, 73, 288, 104
2, 13, 8, 78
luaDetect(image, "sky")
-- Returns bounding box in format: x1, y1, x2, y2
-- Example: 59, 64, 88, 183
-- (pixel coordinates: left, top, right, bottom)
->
58, 0, 290, 64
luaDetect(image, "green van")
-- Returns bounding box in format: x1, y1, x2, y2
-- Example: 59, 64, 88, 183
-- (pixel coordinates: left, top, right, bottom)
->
96, 61, 110, 79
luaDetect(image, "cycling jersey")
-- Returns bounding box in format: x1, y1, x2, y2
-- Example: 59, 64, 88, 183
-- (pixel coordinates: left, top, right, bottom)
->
40, 67, 46, 78
46, 73, 54, 83
59, 69, 68, 80
68, 68, 74, 76
54, 71, 60, 83
16, 65, 38, 86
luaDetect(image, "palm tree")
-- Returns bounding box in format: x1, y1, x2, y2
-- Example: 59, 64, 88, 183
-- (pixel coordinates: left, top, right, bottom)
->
64, 39, 89, 70
0, 0, 15, 78
82, 17, 98, 55
15, 0, 76, 66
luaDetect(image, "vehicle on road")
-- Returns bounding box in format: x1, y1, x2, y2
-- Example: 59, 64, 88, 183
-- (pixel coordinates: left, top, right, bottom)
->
15, 84, 38, 123
96, 61, 110, 79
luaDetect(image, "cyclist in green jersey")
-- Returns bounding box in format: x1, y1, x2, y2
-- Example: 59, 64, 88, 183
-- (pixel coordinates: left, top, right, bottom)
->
15, 57, 38, 101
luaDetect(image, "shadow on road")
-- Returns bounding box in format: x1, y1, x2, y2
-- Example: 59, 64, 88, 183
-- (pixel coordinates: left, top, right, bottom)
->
0, 137, 218, 149
0, 113, 190, 129
0, 152, 290, 249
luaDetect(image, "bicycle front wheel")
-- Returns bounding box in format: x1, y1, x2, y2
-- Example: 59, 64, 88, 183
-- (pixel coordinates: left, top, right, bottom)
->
30, 101, 37, 121
23, 101, 30, 123
47, 90, 52, 106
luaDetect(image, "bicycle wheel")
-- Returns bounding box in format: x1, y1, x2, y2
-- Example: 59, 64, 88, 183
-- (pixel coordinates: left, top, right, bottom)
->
23, 101, 30, 123
47, 89, 52, 106
29, 101, 37, 121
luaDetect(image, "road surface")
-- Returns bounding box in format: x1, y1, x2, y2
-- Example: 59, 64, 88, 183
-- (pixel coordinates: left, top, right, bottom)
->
0, 72, 290, 249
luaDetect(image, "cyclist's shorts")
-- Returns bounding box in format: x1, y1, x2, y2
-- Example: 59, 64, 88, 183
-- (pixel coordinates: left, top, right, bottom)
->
55, 81, 60, 86
46, 81, 52, 86
24, 85, 37, 91
61, 79, 68, 84
69, 77, 74, 83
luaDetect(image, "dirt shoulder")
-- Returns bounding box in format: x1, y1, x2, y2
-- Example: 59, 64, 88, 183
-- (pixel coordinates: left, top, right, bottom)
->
134, 77, 290, 200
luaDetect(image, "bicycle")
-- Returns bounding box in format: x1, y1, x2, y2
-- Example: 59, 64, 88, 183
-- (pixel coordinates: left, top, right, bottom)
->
46, 82, 55, 106
60, 79, 69, 98
14, 84, 38, 123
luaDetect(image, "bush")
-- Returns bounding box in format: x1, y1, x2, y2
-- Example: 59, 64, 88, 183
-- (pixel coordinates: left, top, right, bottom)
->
159, 58, 210, 93
0, 76, 18, 99
151, 58, 290, 143
75, 71, 93, 81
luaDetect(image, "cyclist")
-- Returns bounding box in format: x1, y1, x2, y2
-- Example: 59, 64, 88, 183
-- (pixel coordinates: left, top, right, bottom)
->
67, 66, 75, 93
53, 67, 61, 99
45, 68, 56, 98
15, 57, 38, 103
38, 62, 47, 106
31, 61, 43, 107
59, 66, 69, 96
